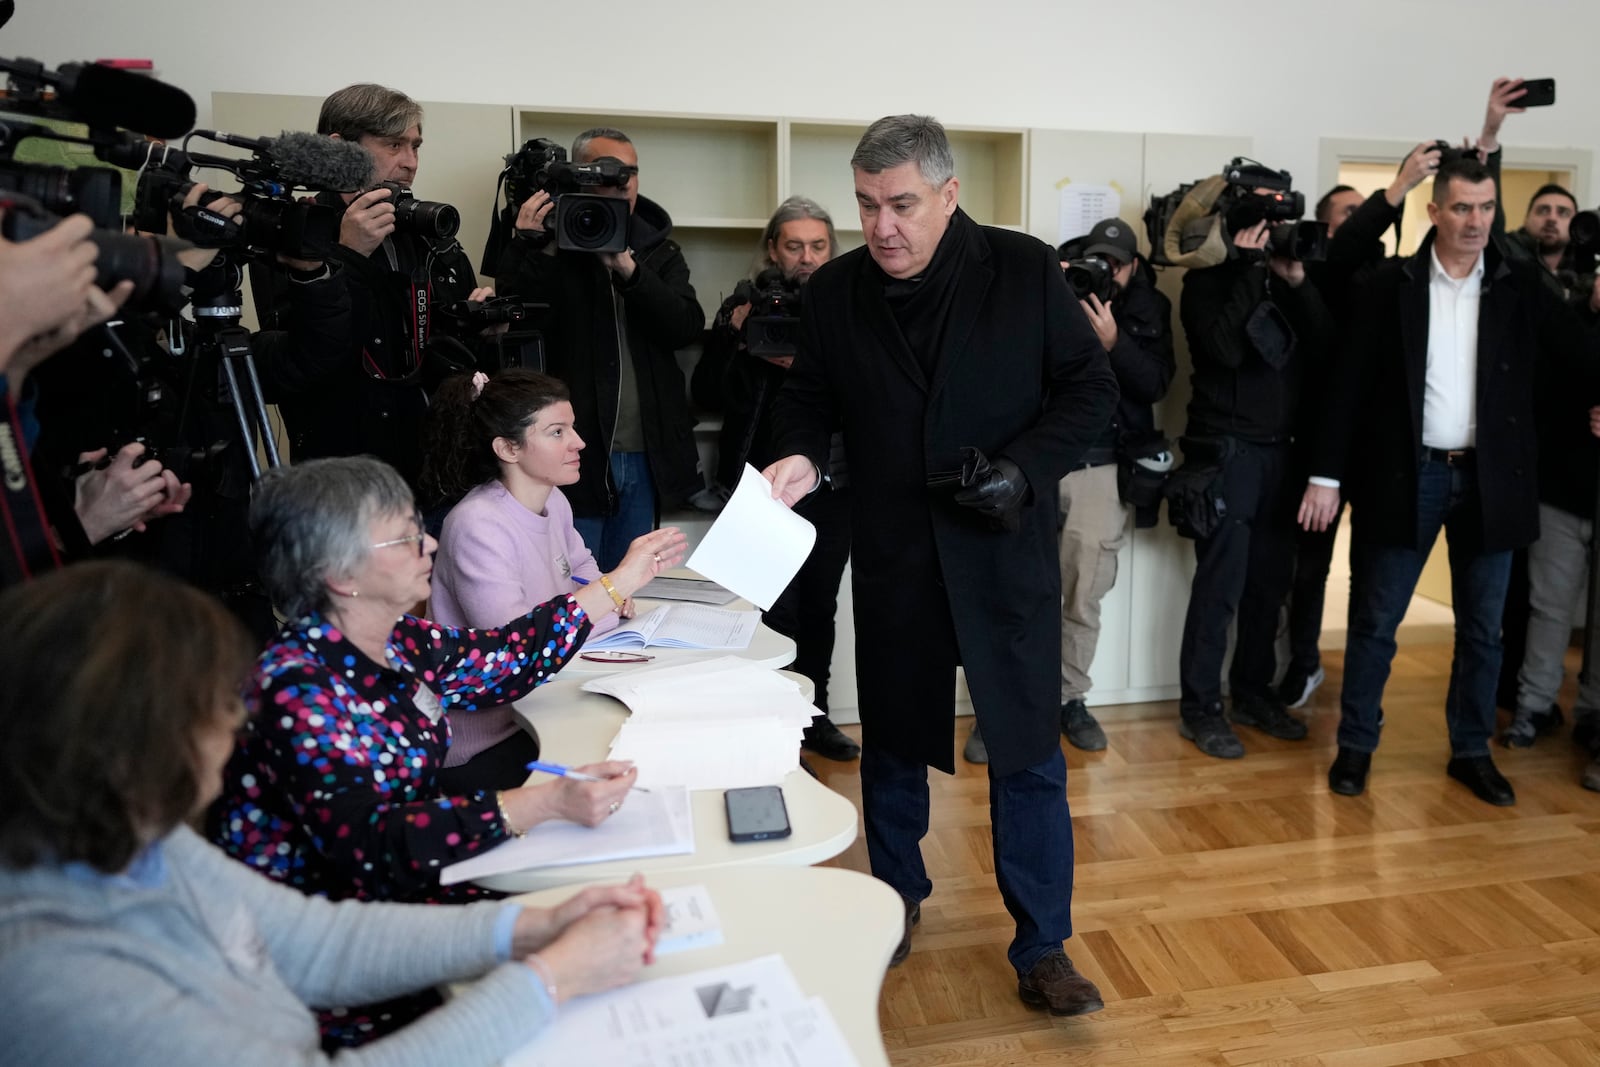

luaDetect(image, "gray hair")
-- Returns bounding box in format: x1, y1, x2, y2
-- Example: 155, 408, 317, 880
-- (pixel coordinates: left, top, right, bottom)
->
317, 83, 424, 141
851, 115, 955, 187
572, 127, 632, 162
759, 196, 840, 271
251, 457, 415, 620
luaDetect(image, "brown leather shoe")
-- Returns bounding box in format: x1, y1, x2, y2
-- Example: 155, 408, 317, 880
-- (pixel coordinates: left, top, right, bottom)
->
1018, 950, 1104, 1015
889, 898, 920, 967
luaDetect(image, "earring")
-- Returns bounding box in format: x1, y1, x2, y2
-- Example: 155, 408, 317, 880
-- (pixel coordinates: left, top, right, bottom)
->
346, 589, 359, 598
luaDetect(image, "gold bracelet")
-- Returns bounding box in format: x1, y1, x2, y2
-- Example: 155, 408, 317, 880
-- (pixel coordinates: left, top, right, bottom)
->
495, 790, 525, 837
598, 574, 626, 609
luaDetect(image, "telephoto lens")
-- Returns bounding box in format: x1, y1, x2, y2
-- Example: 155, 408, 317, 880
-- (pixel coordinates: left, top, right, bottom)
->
374, 181, 460, 241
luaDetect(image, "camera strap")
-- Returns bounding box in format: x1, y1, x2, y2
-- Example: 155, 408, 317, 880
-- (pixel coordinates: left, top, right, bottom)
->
0, 390, 65, 585
362, 237, 434, 384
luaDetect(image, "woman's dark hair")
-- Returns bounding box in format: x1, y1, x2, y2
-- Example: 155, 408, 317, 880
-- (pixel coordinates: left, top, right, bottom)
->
419, 368, 572, 509
0, 562, 255, 873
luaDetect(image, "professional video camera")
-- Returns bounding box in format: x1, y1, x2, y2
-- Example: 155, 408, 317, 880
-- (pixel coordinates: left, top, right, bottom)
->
438, 295, 551, 372
1145, 157, 1314, 268
127, 129, 371, 261
1266, 220, 1329, 262
1063, 256, 1115, 302
482, 136, 635, 263
732, 266, 802, 361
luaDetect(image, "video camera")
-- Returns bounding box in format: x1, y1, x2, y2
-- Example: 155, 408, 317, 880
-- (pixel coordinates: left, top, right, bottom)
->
489, 136, 635, 256
127, 129, 371, 262
1144, 157, 1322, 267
437, 295, 552, 373
732, 266, 802, 361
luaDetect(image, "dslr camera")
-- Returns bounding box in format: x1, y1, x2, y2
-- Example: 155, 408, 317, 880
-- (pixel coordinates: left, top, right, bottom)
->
1063, 256, 1115, 302
733, 266, 802, 361
371, 180, 459, 242
495, 137, 634, 254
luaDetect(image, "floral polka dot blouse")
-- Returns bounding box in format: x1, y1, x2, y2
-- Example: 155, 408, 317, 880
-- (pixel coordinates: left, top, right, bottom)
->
210, 598, 590, 903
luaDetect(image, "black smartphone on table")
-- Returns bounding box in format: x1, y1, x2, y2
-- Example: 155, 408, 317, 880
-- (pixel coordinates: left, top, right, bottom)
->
724, 785, 792, 842
1517, 78, 1556, 107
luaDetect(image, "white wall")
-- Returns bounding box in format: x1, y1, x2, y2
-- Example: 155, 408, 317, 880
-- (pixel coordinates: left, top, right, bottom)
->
11, 0, 1600, 212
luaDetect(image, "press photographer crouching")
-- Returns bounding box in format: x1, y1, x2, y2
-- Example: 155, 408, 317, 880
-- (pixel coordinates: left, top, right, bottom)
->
253, 83, 496, 491
691, 196, 859, 762
964, 218, 1175, 763
1161, 159, 1331, 759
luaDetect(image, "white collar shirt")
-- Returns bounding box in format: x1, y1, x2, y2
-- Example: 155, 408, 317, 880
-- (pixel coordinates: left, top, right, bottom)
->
1422, 247, 1485, 450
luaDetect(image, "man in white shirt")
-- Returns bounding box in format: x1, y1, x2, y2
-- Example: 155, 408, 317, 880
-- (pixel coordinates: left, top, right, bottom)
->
1298, 156, 1600, 805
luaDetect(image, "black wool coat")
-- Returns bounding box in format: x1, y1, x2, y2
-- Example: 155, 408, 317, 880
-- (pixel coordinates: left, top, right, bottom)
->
771, 216, 1118, 776
1314, 231, 1600, 553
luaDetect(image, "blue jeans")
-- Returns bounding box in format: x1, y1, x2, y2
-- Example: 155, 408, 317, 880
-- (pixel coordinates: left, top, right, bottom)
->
860, 741, 1074, 973
573, 451, 656, 572
1338, 456, 1511, 757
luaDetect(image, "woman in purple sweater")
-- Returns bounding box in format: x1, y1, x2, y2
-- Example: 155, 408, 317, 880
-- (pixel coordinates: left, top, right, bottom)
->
424, 369, 685, 791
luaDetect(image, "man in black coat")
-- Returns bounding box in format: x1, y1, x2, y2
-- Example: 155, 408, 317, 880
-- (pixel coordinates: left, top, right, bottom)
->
495, 127, 704, 570
253, 84, 492, 492
1301, 156, 1600, 805
766, 115, 1117, 1014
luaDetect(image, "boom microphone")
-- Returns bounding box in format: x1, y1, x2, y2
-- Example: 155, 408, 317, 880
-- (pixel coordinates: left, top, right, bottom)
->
52, 62, 195, 139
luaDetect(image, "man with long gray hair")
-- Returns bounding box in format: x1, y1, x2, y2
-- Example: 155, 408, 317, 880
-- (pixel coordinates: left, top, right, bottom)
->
766, 116, 1116, 1014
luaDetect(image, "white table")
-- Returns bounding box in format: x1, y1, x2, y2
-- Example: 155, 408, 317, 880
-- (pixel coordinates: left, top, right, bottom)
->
478, 672, 856, 894
508, 866, 901, 1067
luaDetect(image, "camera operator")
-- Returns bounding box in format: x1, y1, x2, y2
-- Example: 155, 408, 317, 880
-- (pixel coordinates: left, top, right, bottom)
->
690, 196, 858, 762
254, 83, 491, 490
1173, 182, 1331, 759
494, 127, 704, 571
28, 182, 351, 634
1278, 143, 1446, 710
962, 218, 1173, 763
0, 210, 135, 586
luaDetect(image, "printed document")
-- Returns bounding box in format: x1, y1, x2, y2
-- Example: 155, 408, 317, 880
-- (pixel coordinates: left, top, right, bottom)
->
686, 464, 816, 610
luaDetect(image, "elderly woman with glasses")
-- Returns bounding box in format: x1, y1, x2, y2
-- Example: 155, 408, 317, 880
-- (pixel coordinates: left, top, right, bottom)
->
208, 457, 683, 1044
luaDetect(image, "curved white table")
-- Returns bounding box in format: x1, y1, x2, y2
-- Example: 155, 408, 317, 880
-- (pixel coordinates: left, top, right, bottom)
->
508, 866, 900, 1067
478, 671, 856, 894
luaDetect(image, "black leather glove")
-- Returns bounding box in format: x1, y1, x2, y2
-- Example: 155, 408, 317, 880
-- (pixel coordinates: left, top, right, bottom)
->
953, 447, 1028, 532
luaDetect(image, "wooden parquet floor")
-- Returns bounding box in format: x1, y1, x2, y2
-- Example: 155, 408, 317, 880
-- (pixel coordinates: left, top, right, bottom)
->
814, 644, 1600, 1066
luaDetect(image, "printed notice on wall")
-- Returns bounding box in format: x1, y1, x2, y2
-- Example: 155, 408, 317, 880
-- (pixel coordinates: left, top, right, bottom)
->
1058, 183, 1121, 244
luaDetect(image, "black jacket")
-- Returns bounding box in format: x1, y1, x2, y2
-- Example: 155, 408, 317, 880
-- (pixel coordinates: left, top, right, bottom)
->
1085, 262, 1174, 465
1180, 253, 1331, 443
494, 195, 704, 516
695, 290, 788, 488
253, 192, 480, 489
771, 215, 1118, 777
1315, 231, 1600, 552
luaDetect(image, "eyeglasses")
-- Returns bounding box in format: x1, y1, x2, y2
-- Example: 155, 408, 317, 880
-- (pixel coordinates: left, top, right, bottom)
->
371, 509, 429, 557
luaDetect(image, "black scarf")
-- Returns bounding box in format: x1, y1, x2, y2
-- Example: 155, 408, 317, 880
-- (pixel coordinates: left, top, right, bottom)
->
878, 208, 974, 377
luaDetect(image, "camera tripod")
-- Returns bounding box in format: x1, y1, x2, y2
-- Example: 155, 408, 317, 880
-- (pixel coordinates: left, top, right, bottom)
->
183, 253, 280, 481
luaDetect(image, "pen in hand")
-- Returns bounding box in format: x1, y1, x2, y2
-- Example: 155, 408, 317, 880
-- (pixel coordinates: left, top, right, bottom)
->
526, 759, 652, 793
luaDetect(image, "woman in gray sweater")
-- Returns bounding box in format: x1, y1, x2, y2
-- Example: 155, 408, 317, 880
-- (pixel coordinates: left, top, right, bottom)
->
0, 561, 662, 1067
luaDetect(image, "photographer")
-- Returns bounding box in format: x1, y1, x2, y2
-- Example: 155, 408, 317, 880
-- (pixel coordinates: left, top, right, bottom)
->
1174, 180, 1331, 759
254, 83, 491, 490
29, 181, 351, 634
692, 196, 858, 762
963, 218, 1173, 762
494, 127, 704, 570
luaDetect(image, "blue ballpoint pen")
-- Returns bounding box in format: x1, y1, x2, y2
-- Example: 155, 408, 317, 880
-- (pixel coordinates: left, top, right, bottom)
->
526, 759, 651, 793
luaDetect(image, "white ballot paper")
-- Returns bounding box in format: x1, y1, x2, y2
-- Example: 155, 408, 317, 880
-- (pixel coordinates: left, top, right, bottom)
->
686, 464, 816, 611
506, 954, 858, 1067
654, 883, 724, 956
438, 785, 693, 886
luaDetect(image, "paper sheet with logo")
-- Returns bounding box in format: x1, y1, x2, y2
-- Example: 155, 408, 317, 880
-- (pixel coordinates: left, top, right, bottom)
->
437, 784, 694, 886
506, 954, 857, 1067
585, 657, 809, 790
686, 464, 816, 611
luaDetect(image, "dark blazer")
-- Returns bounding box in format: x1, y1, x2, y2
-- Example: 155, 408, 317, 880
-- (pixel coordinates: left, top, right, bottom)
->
1315, 231, 1600, 553
771, 215, 1118, 776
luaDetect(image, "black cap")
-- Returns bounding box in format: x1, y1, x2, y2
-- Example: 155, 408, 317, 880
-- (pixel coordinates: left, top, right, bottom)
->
1082, 218, 1137, 264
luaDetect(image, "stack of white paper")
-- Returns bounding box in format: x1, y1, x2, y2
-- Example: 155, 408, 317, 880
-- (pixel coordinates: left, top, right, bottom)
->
507, 954, 859, 1067
583, 658, 809, 790
437, 785, 694, 886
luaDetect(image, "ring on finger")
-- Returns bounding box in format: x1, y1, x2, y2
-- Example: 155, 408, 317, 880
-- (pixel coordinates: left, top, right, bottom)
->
608, 800, 620, 814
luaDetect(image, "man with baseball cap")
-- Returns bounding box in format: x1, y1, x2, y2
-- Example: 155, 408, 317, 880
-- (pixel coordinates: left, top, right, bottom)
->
962, 218, 1175, 762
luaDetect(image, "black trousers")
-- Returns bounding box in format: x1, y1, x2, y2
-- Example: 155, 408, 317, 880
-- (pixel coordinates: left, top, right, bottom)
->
763, 486, 853, 713
1178, 441, 1297, 716
1286, 507, 1343, 679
